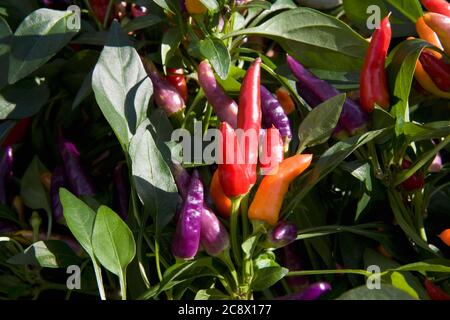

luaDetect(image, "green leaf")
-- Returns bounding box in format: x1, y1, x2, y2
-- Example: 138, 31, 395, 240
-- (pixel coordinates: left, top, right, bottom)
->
129, 119, 178, 234
198, 0, 219, 11
122, 14, 162, 33
161, 27, 181, 67
8, 8, 79, 84
337, 284, 417, 300
297, 94, 345, 152
403, 122, 450, 142
92, 206, 136, 277
59, 188, 96, 257
199, 37, 230, 80
0, 16, 12, 90
390, 272, 419, 299
195, 288, 230, 300
72, 69, 93, 109
92, 21, 152, 149
227, 8, 368, 72
0, 78, 49, 120
7, 240, 79, 268
20, 156, 51, 215
252, 266, 289, 291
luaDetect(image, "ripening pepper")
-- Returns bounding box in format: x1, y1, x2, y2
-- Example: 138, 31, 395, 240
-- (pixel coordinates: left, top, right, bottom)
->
172, 170, 203, 260
360, 15, 391, 112
58, 135, 96, 197
1, 118, 31, 147
259, 127, 284, 175
439, 228, 450, 246
248, 154, 313, 225
50, 166, 68, 223
401, 159, 425, 191
429, 152, 443, 172
142, 58, 186, 125
287, 55, 368, 135
419, 51, 450, 92
210, 169, 232, 218
424, 13, 450, 56
420, 0, 450, 17
171, 163, 191, 201
260, 85, 293, 142
185, 0, 207, 15
113, 163, 129, 221
267, 221, 297, 248
237, 58, 262, 185
0, 147, 13, 205
166, 68, 188, 103
276, 282, 332, 300
416, 17, 443, 57
424, 279, 450, 300
218, 122, 251, 198
275, 87, 295, 115
200, 207, 230, 256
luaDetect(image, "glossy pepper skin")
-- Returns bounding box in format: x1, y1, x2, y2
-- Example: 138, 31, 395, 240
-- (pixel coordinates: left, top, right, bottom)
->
439, 228, 450, 246
416, 17, 443, 57
113, 163, 129, 221
360, 15, 391, 112
276, 282, 331, 300
0, 147, 13, 205
401, 159, 425, 191
166, 68, 188, 103
259, 127, 284, 174
50, 166, 67, 223
275, 87, 295, 115
248, 154, 313, 225
260, 85, 292, 142
2, 118, 31, 147
419, 51, 450, 91
237, 58, 262, 185
420, 0, 450, 17
58, 135, 96, 197
218, 122, 251, 198
287, 55, 368, 135
210, 169, 232, 218
171, 163, 191, 200
267, 221, 297, 248
142, 58, 186, 121
429, 152, 443, 172
424, 13, 450, 56
172, 170, 203, 260
131, 4, 148, 18
424, 279, 450, 300
198, 60, 238, 128
200, 207, 230, 256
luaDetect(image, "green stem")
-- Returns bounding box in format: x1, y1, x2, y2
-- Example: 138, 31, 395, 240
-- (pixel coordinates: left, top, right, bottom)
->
92, 259, 106, 300
367, 141, 384, 180
413, 190, 427, 242
217, 250, 239, 291
119, 271, 127, 300
230, 197, 243, 266
155, 239, 163, 281
241, 194, 250, 241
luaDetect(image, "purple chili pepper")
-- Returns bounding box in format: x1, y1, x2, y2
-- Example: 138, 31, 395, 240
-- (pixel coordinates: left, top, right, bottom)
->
0, 147, 13, 205
142, 58, 185, 117
113, 163, 129, 221
267, 221, 297, 248
278, 243, 309, 291
260, 85, 293, 142
172, 170, 203, 260
50, 166, 67, 223
287, 55, 368, 135
171, 163, 191, 200
200, 206, 230, 256
276, 282, 332, 300
198, 60, 238, 128
58, 135, 96, 197
41, 0, 72, 9
179, 0, 187, 13
429, 153, 443, 173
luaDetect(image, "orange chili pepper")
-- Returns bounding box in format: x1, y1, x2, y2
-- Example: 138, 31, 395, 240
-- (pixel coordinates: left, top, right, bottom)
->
275, 87, 295, 115
439, 228, 450, 246
423, 12, 450, 56
185, 0, 207, 15
248, 154, 313, 225
210, 169, 232, 218
416, 16, 443, 58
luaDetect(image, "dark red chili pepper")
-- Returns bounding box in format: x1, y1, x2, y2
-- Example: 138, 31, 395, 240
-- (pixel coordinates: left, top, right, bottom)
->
260, 85, 292, 142
172, 170, 203, 260
1, 118, 31, 147
276, 282, 331, 300
267, 221, 297, 248
166, 68, 188, 103
41, 0, 72, 9
198, 60, 238, 128
90, 0, 109, 24
131, 4, 148, 18
113, 163, 129, 221
218, 122, 251, 198
259, 127, 284, 175
401, 159, 425, 191
420, 0, 450, 17
0, 147, 13, 205
200, 207, 230, 256
237, 58, 262, 185
419, 51, 450, 92
287, 55, 368, 135
50, 166, 67, 223
424, 279, 450, 300
360, 15, 392, 113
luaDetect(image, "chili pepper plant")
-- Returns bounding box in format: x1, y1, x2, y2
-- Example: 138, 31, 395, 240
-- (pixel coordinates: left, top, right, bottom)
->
0, 0, 449, 301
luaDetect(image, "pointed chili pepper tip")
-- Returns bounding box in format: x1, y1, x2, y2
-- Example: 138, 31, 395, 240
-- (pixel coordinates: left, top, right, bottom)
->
438, 229, 450, 246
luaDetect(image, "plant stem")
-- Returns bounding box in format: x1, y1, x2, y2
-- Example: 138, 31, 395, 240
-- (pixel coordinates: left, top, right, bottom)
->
241, 194, 250, 241
119, 271, 127, 300
230, 197, 243, 266
92, 259, 106, 300
155, 239, 163, 281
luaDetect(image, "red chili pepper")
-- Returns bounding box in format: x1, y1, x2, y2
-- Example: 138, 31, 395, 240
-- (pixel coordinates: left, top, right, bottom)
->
401, 159, 425, 191
1, 118, 31, 147
166, 68, 188, 103
259, 127, 284, 175
420, 0, 450, 17
360, 15, 392, 113
237, 58, 262, 185
218, 122, 251, 198
424, 279, 450, 300
90, 0, 109, 24
419, 51, 450, 92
